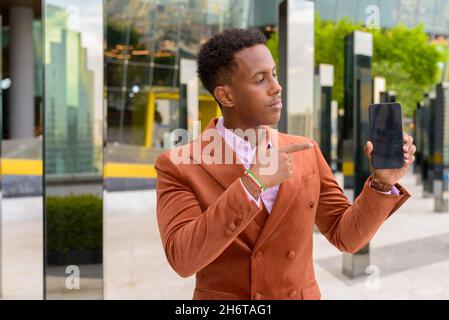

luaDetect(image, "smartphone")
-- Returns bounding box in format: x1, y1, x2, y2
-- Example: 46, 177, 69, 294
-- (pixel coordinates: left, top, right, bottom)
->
369, 103, 404, 169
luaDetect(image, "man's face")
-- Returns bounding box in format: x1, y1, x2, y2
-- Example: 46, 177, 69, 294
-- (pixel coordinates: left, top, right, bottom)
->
228, 44, 282, 127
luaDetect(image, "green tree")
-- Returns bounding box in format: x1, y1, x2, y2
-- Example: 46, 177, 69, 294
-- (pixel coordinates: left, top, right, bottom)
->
266, 32, 279, 67
314, 16, 358, 114
371, 24, 447, 116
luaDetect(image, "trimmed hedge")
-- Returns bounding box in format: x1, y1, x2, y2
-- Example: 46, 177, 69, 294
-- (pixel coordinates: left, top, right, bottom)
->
47, 195, 102, 256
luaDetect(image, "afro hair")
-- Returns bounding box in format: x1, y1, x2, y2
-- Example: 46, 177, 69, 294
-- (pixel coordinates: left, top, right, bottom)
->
197, 28, 267, 97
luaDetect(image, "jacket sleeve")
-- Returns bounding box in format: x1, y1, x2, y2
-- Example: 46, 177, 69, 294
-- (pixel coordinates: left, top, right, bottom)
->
312, 140, 411, 253
155, 152, 263, 277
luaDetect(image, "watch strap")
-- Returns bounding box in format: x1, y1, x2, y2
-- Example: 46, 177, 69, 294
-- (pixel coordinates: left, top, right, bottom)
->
370, 176, 393, 192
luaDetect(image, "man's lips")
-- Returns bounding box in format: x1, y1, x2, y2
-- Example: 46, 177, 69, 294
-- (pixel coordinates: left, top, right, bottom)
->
269, 98, 282, 108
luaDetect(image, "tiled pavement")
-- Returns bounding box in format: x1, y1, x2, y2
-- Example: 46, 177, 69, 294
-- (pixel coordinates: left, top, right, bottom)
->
1, 170, 449, 299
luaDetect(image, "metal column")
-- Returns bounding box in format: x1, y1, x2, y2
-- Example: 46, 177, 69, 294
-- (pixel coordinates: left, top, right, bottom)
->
9, 7, 35, 138
316, 64, 334, 166
413, 102, 424, 184
423, 91, 436, 198
278, 0, 315, 136
434, 83, 449, 212
342, 31, 373, 278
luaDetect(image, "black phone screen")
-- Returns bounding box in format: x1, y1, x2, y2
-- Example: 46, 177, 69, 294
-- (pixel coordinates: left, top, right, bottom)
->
369, 103, 404, 169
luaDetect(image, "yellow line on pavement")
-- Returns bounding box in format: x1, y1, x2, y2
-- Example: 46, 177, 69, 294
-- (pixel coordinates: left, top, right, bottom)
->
1, 159, 157, 179
1, 159, 43, 176
104, 163, 157, 179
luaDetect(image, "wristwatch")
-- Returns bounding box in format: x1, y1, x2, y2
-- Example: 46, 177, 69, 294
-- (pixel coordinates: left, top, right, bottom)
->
370, 176, 393, 192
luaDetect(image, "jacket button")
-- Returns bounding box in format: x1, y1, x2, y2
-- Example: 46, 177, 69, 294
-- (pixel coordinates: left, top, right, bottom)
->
237, 213, 244, 220
225, 229, 233, 236
288, 290, 298, 298
287, 251, 296, 259
254, 292, 262, 300
309, 201, 315, 208
255, 251, 263, 259
228, 223, 237, 231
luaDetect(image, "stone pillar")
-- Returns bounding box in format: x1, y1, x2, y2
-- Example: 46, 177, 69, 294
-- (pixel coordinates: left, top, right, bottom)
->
9, 6, 35, 138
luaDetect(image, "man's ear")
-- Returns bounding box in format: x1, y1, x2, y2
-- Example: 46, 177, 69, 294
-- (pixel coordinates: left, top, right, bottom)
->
213, 85, 234, 109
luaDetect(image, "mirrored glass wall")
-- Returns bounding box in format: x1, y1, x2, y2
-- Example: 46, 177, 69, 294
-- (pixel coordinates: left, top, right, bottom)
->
0, 1, 43, 300
0, 0, 271, 300
43, 0, 103, 299
103, 0, 255, 299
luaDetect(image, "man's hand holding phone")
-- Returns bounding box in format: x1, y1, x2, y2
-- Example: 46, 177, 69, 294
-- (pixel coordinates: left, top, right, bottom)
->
366, 103, 417, 187
364, 132, 416, 186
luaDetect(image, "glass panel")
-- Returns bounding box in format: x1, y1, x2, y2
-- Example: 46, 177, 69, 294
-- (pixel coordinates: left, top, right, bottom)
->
127, 63, 149, 88
417, 0, 436, 33
433, 0, 447, 35
442, 0, 449, 34
153, 65, 177, 87
250, 0, 283, 27
105, 60, 124, 88
398, 0, 419, 27
336, 0, 359, 23
315, 0, 337, 21
1, 4, 44, 300
44, 0, 104, 299
357, 0, 379, 25
153, 98, 182, 149
379, 0, 400, 28
103, 0, 247, 299
0, 13, 2, 299
105, 0, 250, 156
281, 0, 315, 136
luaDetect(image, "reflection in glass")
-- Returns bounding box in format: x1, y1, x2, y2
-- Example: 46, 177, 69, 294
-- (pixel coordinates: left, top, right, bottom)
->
398, 0, 419, 27
434, 0, 449, 35
336, 0, 358, 23
358, 0, 379, 24
1, 4, 44, 299
103, 0, 248, 299
0, 13, 2, 298
315, 0, 337, 21
379, 0, 400, 29
105, 0, 250, 156
279, 0, 315, 136
44, 0, 103, 299
316, 0, 448, 36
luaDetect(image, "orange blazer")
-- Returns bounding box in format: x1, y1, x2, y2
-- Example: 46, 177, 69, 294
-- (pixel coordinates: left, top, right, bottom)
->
155, 118, 410, 300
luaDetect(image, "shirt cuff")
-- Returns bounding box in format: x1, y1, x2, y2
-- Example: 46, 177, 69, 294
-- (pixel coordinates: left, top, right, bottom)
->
240, 178, 261, 207
380, 185, 401, 196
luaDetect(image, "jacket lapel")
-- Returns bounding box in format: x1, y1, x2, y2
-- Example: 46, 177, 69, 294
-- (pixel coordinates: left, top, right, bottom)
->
253, 133, 303, 252
190, 118, 246, 190
190, 118, 302, 252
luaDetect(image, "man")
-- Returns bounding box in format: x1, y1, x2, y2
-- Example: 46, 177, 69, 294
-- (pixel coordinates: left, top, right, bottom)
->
155, 29, 415, 300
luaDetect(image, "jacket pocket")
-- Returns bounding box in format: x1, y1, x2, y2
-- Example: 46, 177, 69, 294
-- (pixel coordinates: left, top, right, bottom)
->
301, 283, 321, 300
193, 288, 239, 300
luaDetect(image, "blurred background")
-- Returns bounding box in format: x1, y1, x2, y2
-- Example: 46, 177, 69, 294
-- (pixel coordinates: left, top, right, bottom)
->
1, 0, 449, 299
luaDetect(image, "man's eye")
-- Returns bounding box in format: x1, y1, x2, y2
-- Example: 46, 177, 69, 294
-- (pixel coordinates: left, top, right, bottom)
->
257, 77, 265, 82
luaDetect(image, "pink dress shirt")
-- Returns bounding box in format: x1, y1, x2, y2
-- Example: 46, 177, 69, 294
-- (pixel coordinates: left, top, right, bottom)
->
216, 117, 278, 213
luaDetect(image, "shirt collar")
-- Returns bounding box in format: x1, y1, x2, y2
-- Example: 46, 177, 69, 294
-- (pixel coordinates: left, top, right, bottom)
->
215, 117, 272, 166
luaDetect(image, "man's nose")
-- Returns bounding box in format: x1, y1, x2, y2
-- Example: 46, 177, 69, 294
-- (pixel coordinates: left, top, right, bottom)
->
271, 79, 282, 95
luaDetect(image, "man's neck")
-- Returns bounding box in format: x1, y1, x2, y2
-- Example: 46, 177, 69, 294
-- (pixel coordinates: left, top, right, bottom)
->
222, 117, 266, 148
